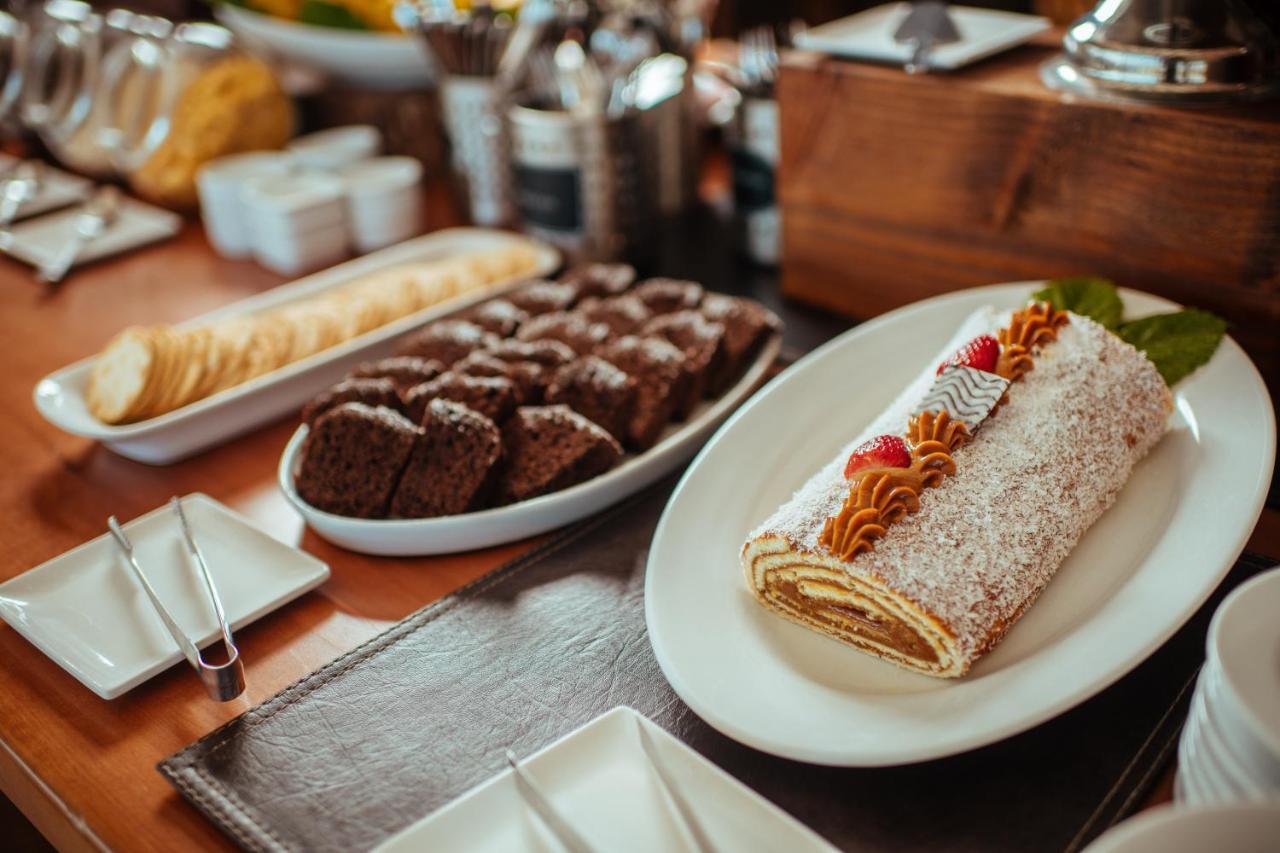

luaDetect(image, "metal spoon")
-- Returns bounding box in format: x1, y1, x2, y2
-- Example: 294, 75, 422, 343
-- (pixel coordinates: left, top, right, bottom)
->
0, 161, 42, 229
37, 184, 121, 284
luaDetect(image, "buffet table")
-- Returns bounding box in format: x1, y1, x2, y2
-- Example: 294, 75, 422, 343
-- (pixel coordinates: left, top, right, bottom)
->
1, 185, 1277, 851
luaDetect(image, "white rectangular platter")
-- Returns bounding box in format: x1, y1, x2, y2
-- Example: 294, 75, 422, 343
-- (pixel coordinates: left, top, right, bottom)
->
375, 706, 835, 852
33, 228, 558, 464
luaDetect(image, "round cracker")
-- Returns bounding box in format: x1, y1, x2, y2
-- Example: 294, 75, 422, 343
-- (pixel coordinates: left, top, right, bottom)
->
86, 327, 156, 424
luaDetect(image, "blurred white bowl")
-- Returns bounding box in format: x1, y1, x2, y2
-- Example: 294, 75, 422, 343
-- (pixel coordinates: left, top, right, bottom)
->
215, 4, 434, 90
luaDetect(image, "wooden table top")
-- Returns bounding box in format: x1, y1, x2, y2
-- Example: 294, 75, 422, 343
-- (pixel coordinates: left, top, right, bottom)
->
0, 183, 551, 851
0, 182, 1276, 853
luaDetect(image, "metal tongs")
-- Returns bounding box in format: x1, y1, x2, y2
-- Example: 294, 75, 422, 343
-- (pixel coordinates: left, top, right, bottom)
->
107, 497, 246, 702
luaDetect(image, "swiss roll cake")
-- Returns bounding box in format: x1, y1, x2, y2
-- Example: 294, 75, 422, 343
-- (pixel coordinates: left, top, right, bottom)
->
742, 303, 1172, 678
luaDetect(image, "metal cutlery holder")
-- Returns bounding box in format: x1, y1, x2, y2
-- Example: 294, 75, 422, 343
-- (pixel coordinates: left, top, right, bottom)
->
439, 76, 515, 227
508, 99, 651, 262
726, 93, 780, 266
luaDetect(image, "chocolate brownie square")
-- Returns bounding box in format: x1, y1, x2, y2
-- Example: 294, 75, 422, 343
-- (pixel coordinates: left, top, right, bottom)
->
484, 338, 577, 368
495, 406, 623, 504
454, 351, 543, 405
596, 335, 688, 450
302, 377, 402, 426
545, 356, 636, 443
404, 371, 517, 425
505, 280, 579, 316
389, 399, 502, 518
699, 294, 781, 392
641, 310, 727, 416
632, 278, 703, 315
348, 356, 445, 393
574, 293, 652, 336
516, 311, 610, 356
296, 403, 418, 518
559, 263, 636, 299
394, 320, 499, 365
461, 298, 529, 337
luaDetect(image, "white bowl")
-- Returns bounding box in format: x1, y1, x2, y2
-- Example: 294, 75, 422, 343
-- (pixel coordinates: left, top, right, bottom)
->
215, 5, 434, 91
1209, 568, 1280, 763
197, 150, 293, 258
289, 125, 382, 170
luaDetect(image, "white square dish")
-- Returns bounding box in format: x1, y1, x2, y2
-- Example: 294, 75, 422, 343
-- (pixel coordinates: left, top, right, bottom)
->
0, 154, 95, 220
376, 706, 835, 852
794, 3, 1051, 71
0, 494, 329, 700
0, 195, 182, 270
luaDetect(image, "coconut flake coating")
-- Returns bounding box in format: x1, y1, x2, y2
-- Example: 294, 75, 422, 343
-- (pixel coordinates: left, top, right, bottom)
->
750, 309, 1172, 664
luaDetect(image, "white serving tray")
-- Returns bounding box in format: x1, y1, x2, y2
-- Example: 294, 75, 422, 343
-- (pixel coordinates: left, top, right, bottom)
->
0, 494, 330, 700
278, 332, 782, 555
795, 3, 1050, 71
33, 228, 558, 465
375, 706, 835, 852
646, 283, 1274, 766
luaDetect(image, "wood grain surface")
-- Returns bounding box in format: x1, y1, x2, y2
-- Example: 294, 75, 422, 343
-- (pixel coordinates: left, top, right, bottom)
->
776, 37, 1280, 385
0, 183, 547, 852
0, 171, 1275, 850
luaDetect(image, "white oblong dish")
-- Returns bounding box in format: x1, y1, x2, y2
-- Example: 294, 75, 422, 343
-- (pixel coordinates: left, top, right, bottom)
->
33, 228, 559, 465
214, 5, 434, 90
645, 283, 1275, 766
278, 334, 782, 556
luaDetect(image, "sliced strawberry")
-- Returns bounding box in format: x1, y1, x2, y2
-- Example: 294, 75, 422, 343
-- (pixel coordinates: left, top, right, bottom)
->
843, 434, 912, 479
937, 334, 999, 375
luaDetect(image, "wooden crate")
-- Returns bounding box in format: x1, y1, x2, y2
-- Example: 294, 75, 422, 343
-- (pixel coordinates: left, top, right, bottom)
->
776, 36, 1280, 385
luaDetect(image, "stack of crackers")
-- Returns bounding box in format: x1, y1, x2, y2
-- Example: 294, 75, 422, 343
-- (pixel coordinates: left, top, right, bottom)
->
86, 246, 541, 424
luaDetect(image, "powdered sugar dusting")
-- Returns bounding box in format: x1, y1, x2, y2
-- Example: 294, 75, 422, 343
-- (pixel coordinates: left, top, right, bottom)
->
750, 309, 1172, 664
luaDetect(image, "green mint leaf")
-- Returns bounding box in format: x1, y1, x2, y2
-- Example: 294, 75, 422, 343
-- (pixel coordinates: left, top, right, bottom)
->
1031, 276, 1123, 330
1116, 309, 1227, 386
298, 0, 368, 29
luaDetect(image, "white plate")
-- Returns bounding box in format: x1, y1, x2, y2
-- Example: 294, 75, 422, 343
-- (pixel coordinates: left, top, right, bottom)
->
1083, 803, 1280, 853
33, 228, 558, 465
795, 3, 1050, 71
646, 283, 1275, 766
0, 494, 329, 700
375, 706, 835, 853
215, 5, 434, 91
278, 333, 782, 555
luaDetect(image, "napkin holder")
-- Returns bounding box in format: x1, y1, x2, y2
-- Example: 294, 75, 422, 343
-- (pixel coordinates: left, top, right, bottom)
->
775, 35, 1280, 384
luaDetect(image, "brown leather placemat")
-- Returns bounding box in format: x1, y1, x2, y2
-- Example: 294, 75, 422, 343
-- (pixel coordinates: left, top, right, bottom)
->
160, 480, 1274, 852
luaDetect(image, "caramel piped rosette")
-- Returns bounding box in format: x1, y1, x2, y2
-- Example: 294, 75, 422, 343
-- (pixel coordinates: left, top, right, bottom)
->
743, 303, 1171, 678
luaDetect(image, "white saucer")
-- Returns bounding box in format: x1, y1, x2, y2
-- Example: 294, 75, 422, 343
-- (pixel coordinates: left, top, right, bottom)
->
1084, 803, 1280, 853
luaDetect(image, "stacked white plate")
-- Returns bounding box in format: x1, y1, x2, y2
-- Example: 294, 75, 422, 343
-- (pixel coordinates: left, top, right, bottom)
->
1176, 567, 1280, 807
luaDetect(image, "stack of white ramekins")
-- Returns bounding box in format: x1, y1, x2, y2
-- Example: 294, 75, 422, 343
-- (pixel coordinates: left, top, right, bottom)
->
1176, 567, 1280, 807
196, 125, 424, 275
1084, 567, 1280, 853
